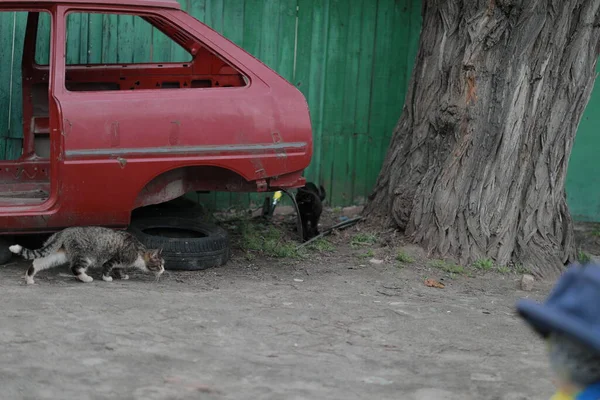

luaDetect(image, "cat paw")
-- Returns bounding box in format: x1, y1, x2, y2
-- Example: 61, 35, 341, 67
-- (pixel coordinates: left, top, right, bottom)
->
77, 274, 93, 283
102, 275, 113, 282
24, 276, 34, 285
9, 245, 22, 254
121, 274, 129, 280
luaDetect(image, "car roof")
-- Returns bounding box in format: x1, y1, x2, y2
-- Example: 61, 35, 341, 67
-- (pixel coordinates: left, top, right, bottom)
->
0, 0, 180, 10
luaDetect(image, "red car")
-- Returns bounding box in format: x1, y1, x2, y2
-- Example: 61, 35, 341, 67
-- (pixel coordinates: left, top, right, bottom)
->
0, 0, 312, 262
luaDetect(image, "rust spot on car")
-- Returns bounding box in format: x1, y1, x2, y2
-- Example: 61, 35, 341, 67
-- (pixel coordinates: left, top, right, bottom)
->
250, 157, 266, 178
62, 119, 72, 137
272, 132, 287, 160
169, 121, 181, 145
117, 157, 127, 168
109, 121, 120, 147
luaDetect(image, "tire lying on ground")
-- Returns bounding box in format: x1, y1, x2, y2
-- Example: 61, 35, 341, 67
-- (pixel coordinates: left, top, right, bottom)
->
128, 216, 230, 271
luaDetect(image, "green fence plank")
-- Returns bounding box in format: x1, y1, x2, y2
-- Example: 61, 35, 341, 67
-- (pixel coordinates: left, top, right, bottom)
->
223, 1, 244, 46
259, 0, 281, 70
366, 0, 394, 197
101, 14, 118, 63
352, 0, 378, 204
277, 0, 297, 82
5, 137, 21, 160
189, 0, 207, 23
35, 12, 51, 65
294, 0, 314, 181
406, 0, 421, 91
335, 0, 362, 205
78, 13, 89, 64
133, 12, 152, 63
117, 14, 135, 64
242, 0, 262, 56
66, 13, 81, 64
0, 12, 15, 145
305, 0, 329, 188
88, 12, 103, 64
8, 11, 27, 150
320, 0, 349, 204
206, 0, 224, 33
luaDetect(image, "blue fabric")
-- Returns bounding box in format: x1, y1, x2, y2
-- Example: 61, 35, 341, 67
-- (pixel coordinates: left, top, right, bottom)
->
517, 264, 600, 354
577, 382, 600, 400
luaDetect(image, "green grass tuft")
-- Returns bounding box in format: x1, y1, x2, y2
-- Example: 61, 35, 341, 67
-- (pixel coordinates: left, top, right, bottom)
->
359, 249, 375, 259
578, 250, 592, 264
472, 258, 494, 271
428, 259, 466, 276
238, 221, 302, 259
351, 233, 378, 248
496, 265, 511, 274
307, 238, 335, 252
396, 250, 415, 264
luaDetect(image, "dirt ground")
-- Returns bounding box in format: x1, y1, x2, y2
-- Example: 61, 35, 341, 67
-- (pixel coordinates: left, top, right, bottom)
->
0, 210, 572, 400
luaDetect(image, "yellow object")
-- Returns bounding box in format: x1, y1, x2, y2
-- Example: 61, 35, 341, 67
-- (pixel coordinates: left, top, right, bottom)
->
270, 191, 283, 210
550, 391, 574, 400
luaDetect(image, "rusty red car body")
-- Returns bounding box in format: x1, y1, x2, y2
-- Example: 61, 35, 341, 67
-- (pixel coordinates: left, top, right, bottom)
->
0, 0, 312, 234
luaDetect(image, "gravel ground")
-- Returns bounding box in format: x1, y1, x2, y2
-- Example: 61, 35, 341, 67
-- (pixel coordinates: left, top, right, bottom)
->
0, 232, 556, 400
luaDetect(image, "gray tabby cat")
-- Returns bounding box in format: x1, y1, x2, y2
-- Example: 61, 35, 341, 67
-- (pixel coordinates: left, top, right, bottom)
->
9, 226, 164, 285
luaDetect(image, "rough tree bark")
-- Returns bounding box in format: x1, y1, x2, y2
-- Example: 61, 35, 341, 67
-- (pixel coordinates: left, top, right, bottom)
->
365, 0, 600, 277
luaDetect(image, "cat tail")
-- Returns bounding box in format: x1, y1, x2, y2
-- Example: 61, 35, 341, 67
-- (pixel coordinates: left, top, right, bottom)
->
9, 231, 63, 260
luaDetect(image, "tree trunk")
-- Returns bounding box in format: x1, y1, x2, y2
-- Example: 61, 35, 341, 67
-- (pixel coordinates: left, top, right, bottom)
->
365, 0, 600, 277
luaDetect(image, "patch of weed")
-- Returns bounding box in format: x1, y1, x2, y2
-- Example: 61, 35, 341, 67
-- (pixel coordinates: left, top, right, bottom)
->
351, 233, 378, 248
578, 250, 592, 264
238, 221, 301, 258
513, 264, 529, 274
496, 265, 511, 274
495, 264, 529, 275
472, 258, 494, 271
428, 259, 466, 276
396, 250, 415, 264
592, 229, 600, 237
307, 238, 335, 252
359, 249, 375, 259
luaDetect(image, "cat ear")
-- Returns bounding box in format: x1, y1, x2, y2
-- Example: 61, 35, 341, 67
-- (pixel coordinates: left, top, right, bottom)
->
151, 248, 162, 257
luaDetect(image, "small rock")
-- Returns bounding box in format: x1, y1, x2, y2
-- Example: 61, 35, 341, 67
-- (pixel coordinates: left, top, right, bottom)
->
293, 279, 304, 282
369, 258, 384, 265
520, 274, 535, 291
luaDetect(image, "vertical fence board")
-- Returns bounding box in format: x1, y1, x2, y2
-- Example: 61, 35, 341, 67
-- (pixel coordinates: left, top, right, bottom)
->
66, 13, 81, 64
352, 0, 378, 204
336, 0, 362, 204
87, 13, 103, 63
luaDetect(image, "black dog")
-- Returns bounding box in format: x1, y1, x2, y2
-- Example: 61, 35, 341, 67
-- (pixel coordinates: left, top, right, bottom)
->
295, 182, 326, 241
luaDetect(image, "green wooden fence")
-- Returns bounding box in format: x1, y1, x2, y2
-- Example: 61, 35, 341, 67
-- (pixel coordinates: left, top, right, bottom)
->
0, 0, 422, 209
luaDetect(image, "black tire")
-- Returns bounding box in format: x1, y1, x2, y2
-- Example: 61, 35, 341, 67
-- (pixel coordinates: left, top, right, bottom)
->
128, 217, 230, 271
0, 237, 12, 265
